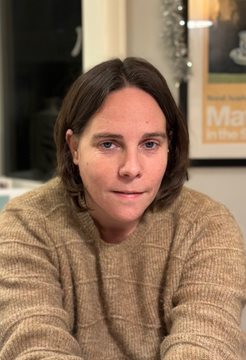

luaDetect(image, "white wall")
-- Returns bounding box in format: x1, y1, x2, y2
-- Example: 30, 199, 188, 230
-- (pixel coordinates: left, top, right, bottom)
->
188, 167, 246, 237
126, 0, 177, 97
82, 0, 127, 71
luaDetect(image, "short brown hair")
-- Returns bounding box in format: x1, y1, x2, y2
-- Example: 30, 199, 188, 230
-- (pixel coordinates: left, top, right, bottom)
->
54, 57, 189, 210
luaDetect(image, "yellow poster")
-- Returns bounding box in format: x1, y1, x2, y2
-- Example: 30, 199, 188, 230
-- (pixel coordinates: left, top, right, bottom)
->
188, 0, 246, 160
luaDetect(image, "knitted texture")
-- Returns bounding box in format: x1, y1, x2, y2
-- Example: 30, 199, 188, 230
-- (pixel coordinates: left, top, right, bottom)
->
0, 178, 246, 359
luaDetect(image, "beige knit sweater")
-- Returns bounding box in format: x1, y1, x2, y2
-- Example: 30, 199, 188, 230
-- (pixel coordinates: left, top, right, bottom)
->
0, 178, 246, 359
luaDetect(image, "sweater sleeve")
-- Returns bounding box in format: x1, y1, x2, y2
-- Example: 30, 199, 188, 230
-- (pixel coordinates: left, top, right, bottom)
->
0, 205, 83, 360
160, 205, 246, 359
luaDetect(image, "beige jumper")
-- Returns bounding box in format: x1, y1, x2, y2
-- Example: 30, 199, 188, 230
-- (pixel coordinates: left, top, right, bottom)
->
0, 178, 246, 359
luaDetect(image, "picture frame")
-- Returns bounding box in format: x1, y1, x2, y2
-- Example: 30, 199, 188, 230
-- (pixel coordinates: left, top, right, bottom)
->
181, 0, 246, 166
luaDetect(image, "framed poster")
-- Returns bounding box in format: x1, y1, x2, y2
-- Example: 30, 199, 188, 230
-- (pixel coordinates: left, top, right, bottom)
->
187, 0, 246, 166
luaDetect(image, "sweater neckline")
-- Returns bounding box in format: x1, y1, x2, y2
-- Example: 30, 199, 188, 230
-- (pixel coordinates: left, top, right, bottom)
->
75, 206, 156, 254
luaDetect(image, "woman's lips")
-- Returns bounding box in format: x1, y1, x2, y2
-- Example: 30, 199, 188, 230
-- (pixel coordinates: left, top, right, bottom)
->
112, 191, 144, 199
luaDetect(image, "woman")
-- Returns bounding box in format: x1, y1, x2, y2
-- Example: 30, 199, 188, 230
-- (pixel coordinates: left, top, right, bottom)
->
0, 57, 246, 359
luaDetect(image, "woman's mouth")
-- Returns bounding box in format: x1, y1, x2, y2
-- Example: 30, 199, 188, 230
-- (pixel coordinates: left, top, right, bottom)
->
112, 191, 144, 199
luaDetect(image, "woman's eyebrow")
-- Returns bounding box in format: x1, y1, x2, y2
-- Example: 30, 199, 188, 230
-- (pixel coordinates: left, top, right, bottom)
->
141, 132, 167, 139
92, 133, 123, 140
92, 132, 167, 141
93, 132, 167, 139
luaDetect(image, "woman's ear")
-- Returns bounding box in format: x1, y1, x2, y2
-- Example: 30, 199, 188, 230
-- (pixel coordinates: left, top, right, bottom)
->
66, 129, 79, 165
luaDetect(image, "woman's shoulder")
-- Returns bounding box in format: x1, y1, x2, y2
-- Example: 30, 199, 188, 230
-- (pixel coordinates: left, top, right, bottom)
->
157, 186, 244, 253
170, 185, 234, 224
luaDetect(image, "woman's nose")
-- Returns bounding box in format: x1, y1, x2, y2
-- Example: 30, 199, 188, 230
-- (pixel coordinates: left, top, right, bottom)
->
118, 150, 142, 179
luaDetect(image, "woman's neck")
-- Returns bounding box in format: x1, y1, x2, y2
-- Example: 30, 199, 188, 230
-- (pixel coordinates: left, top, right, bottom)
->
94, 220, 138, 243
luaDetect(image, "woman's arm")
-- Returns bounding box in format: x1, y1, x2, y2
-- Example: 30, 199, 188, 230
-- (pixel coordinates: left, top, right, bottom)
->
161, 206, 246, 359
0, 205, 83, 360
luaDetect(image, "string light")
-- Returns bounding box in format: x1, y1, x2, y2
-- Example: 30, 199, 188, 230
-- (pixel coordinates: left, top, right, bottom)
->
161, 0, 192, 87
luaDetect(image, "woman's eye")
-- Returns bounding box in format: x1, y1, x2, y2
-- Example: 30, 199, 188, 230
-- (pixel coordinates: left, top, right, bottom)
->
100, 141, 115, 149
143, 141, 158, 149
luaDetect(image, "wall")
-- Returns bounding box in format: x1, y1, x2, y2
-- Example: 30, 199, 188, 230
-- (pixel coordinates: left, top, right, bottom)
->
126, 0, 177, 96
82, 0, 127, 71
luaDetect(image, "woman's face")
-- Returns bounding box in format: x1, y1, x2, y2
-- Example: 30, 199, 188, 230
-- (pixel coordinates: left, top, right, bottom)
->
67, 87, 168, 232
